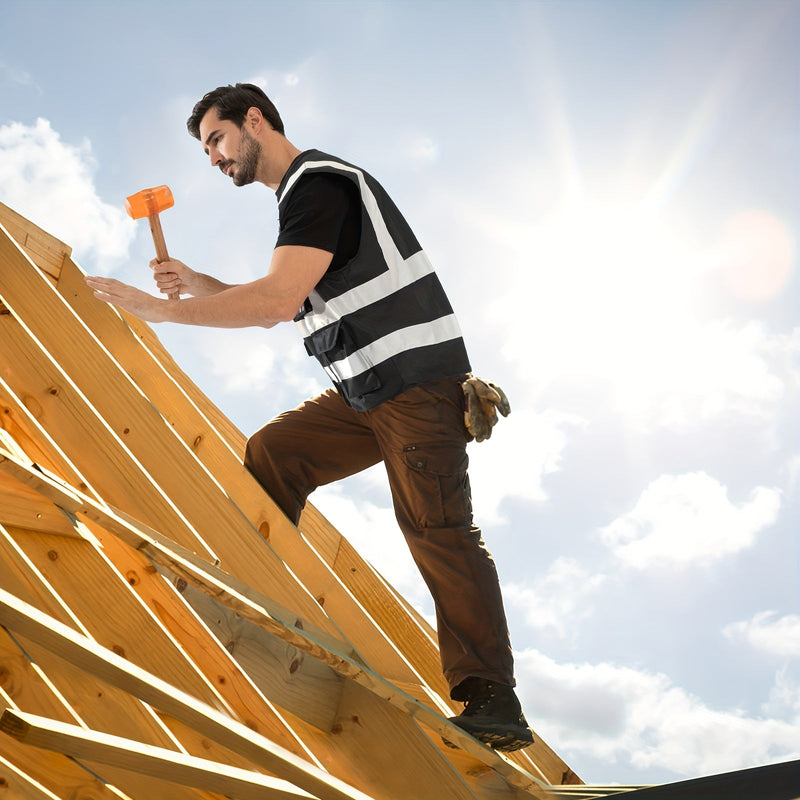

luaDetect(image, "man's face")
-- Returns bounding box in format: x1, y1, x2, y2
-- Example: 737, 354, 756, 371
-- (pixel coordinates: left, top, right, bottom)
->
199, 107, 262, 187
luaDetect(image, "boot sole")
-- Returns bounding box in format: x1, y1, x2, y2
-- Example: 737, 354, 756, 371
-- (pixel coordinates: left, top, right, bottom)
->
443, 724, 534, 752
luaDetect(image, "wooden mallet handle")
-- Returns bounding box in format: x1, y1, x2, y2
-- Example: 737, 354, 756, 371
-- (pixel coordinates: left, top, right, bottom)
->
125, 185, 179, 300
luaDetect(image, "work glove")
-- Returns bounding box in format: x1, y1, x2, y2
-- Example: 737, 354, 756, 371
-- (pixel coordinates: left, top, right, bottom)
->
461, 374, 511, 442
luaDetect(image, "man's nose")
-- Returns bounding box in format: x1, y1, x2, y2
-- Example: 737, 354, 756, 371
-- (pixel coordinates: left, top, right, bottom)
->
209, 147, 223, 167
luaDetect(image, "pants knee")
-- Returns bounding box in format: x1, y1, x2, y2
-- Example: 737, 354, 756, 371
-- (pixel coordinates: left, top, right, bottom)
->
244, 425, 307, 524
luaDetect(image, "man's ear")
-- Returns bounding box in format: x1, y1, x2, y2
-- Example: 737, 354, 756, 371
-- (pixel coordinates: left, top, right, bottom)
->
246, 106, 264, 131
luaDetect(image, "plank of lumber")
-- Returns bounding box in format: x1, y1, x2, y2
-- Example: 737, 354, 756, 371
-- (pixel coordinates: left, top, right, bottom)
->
0, 586, 378, 800
171, 577, 344, 733
545, 788, 648, 798
0, 753, 62, 800
0, 628, 80, 725
0, 737, 121, 800
0, 472, 82, 537
0, 389, 93, 493
0, 211, 70, 281
1, 709, 320, 800
0, 523, 91, 636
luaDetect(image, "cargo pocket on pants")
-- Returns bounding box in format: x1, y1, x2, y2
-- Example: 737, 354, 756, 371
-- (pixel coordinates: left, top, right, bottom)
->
402, 442, 472, 529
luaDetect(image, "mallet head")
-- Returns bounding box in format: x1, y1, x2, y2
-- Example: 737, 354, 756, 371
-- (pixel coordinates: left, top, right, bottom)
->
125, 185, 174, 220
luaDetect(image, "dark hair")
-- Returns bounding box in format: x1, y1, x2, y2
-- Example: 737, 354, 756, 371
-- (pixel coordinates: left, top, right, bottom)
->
187, 83, 285, 139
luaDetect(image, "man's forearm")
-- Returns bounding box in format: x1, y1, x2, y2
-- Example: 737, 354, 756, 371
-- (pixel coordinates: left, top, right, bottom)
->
158, 283, 285, 328
85, 274, 290, 329
88, 244, 332, 329
186, 272, 236, 297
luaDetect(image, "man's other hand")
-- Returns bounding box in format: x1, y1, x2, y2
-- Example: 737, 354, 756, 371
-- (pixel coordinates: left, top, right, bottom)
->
85, 276, 168, 322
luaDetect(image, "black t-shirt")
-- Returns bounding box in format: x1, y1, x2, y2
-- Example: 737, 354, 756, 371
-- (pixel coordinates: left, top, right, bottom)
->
275, 172, 361, 271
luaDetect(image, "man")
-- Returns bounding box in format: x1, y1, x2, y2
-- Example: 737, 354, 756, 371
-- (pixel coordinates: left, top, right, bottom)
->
86, 83, 533, 751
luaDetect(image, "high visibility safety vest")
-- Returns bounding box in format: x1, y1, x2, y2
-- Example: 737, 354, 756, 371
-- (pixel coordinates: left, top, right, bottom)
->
279, 150, 471, 412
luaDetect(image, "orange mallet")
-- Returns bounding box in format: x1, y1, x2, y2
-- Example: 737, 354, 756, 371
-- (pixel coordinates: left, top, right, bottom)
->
125, 184, 179, 300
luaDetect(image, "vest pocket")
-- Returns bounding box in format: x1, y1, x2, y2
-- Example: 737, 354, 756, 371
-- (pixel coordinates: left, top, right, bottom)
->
303, 321, 383, 405
304, 320, 341, 357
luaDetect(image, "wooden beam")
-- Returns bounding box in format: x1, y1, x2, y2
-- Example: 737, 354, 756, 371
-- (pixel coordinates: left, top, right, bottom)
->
1, 709, 320, 800
172, 577, 344, 733
0, 586, 377, 800
0, 738, 119, 800
544, 787, 649, 798
0, 210, 71, 281
0, 472, 81, 537
0, 753, 62, 800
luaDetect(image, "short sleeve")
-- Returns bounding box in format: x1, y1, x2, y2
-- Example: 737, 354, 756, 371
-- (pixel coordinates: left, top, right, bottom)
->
276, 172, 359, 257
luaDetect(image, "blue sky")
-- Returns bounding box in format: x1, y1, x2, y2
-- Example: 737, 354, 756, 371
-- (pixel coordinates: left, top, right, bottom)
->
2, 0, 798, 788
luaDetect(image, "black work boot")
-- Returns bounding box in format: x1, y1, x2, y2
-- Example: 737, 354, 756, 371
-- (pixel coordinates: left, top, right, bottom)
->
446, 677, 534, 752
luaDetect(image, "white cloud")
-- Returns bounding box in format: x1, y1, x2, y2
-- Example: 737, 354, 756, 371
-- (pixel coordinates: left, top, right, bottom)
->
0, 62, 41, 93
600, 472, 781, 569
246, 62, 326, 134
763, 669, 800, 720
516, 648, 800, 778
635, 320, 792, 428
400, 135, 438, 167
173, 323, 324, 402
506, 557, 607, 637
0, 118, 135, 272
468, 407, 585, 523
203, 328, 277, 394
724, 611, 800, 659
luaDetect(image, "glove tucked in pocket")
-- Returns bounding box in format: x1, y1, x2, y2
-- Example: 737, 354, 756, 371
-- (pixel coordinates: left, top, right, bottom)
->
461, 374, 511, 442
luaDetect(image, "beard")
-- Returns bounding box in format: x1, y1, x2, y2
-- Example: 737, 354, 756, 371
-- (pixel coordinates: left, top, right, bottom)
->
231, 127, 262, 186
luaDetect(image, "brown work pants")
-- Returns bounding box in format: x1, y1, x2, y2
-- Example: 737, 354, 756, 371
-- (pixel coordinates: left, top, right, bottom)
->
243, 376, 515, 697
